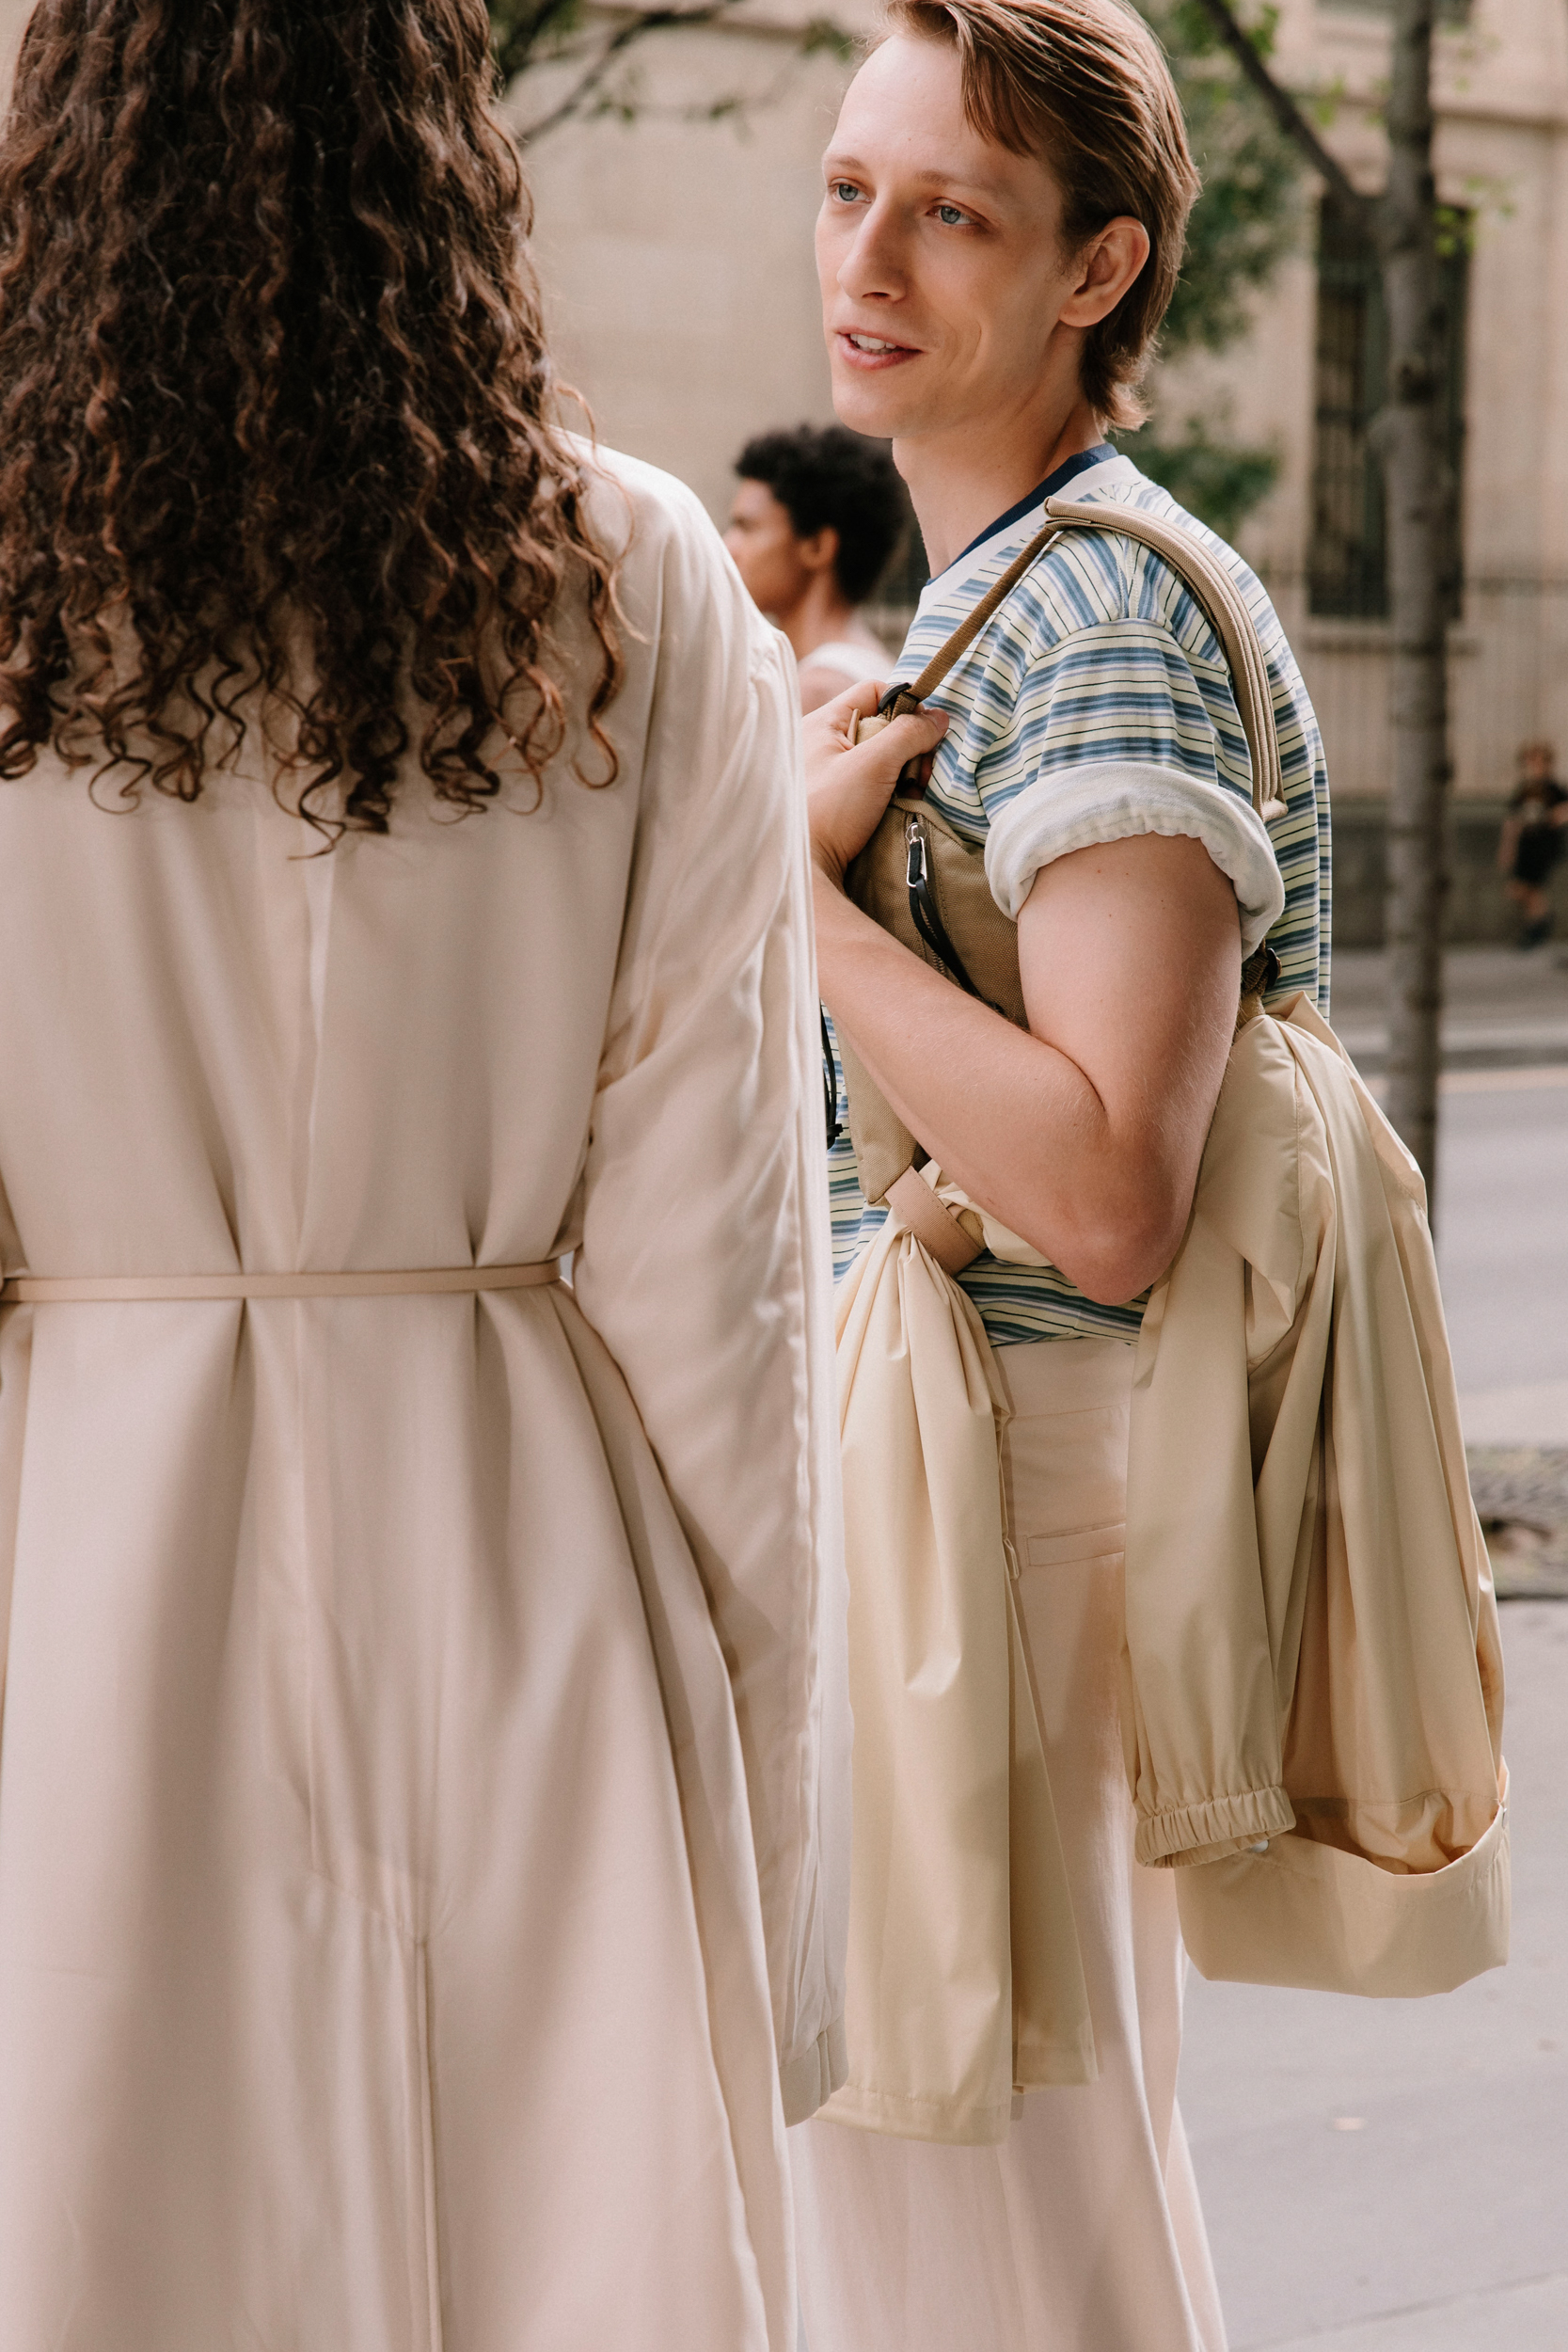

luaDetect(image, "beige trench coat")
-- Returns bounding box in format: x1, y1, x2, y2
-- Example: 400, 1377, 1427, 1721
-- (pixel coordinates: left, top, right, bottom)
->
0, 448, 848, 2351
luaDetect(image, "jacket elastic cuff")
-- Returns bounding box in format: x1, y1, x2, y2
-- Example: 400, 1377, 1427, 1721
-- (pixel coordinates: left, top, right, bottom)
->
1135, 1784, 1296, 1867
779, 2013, 847, 2126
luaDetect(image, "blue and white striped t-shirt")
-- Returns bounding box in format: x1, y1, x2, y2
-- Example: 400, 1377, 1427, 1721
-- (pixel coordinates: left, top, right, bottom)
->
827, 446, 1332, 1348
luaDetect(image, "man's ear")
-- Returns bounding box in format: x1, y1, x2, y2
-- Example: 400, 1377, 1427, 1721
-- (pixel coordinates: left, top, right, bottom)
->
799, 524, 842, 580
1058, 216, 1150, 331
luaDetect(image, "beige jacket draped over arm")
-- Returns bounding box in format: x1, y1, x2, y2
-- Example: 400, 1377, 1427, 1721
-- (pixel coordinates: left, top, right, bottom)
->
1126, 995, 1508, 1995
823, 993, 1506, 2157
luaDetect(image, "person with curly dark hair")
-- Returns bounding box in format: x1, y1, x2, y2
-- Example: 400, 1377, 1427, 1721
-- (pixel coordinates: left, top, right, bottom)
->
0, 5, 886, 2344
725, 423, 907, 710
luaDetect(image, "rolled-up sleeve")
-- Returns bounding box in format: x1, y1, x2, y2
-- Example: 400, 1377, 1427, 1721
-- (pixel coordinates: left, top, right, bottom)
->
977, 619, 1285, 951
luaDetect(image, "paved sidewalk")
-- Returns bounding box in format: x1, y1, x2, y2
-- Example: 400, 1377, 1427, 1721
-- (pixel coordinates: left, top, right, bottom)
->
1434, 1061, 1568, 1451
1329, 946, 1568, 1073
1180, 1603, 1568, 2352
1181, 1031, 1568, 2344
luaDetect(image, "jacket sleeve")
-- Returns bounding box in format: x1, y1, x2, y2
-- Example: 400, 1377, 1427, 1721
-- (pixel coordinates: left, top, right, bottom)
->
572, 482, 850, 2122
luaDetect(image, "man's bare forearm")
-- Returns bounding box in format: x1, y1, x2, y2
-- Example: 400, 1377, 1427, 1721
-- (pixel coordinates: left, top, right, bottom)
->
814, 873, 1175, 1301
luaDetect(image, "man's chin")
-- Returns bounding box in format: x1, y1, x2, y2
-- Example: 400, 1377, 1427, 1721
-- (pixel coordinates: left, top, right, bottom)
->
827, 370, 924, 444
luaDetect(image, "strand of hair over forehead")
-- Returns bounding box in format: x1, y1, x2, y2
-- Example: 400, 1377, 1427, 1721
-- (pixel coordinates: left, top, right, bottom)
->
0, 0, 622, 833
892, 0, 1180, 163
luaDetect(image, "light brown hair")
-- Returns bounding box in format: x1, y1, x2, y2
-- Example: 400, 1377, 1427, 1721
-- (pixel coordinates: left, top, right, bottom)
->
881, 0, 1198, 426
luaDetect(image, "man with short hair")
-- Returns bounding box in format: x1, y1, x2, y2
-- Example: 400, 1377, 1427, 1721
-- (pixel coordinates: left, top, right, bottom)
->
724, 423, 907, 708
795, 3, 1331, 2345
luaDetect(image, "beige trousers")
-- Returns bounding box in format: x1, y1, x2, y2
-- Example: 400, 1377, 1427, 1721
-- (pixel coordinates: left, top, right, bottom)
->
792, 1337, 1227, 2352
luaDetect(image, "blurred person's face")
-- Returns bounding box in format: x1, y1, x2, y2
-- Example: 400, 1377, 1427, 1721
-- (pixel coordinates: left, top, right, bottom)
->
724, 479, 834, 618
815, 36, 1146, 455
1522, 746, 1554, 785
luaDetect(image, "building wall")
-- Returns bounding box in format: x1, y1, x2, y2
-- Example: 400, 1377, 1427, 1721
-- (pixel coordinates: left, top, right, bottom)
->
0, 1, 25, 99
1166, 0, 1568, 817
517, 2, 871, 527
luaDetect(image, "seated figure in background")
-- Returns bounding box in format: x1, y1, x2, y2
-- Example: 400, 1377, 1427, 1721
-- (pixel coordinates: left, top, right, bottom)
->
725, 423, 908, 709
1498, 738, 1566, 948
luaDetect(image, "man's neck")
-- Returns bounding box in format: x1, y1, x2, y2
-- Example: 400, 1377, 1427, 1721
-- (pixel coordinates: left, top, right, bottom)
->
896, 396, 1105, 577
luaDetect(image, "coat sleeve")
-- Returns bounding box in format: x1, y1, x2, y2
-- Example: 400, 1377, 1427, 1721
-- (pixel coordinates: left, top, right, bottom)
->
572, 477, 850, 2122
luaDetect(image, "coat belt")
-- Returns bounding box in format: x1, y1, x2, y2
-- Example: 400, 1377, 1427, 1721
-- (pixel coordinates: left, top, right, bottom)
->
0, 1262, 562, 1304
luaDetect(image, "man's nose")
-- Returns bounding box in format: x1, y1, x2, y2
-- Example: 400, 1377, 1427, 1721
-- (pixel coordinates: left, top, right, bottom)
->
836, 205, 904, 303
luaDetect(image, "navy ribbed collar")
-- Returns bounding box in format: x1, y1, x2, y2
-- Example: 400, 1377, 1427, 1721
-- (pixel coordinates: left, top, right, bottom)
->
945, 441, 1118, 571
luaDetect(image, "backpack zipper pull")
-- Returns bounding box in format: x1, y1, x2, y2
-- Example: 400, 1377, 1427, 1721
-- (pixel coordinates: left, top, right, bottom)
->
905, 812, 927, 892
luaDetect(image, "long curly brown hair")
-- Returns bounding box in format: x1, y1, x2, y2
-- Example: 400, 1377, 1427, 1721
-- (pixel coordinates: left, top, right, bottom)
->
0, 0, 622, 832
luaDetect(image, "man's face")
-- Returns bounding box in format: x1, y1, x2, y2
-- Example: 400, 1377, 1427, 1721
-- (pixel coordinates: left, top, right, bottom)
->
723, 479, 812, 619
816, 35, 1082, 450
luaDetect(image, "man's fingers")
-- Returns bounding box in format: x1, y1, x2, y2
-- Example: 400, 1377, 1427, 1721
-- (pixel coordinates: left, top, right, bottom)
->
821, 678, 886, 730
844, 704, 947, 781
804, 691, 948, 882
886, 706, 948, 754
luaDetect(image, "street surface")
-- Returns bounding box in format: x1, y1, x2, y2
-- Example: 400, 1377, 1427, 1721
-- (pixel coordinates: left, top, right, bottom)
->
1333, 946, 1568, 1441
1183, 1601, 1567, 2352
1182, 949, 1568, 2351
1329, 946, 1568, 1081
1438, 1073, 1568, 1443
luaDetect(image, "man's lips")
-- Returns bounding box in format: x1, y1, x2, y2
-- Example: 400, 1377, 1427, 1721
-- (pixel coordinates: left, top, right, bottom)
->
833, 328, 921, 370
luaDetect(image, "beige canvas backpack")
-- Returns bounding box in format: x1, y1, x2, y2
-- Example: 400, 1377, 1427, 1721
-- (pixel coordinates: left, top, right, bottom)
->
838, 492, 1290, 1231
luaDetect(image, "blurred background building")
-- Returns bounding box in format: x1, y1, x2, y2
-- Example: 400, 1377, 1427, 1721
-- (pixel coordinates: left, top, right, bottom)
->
517, 0, 1568, 943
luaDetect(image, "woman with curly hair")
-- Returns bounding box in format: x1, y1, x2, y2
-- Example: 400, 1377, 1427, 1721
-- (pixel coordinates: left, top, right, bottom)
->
0, 4, 880, 2344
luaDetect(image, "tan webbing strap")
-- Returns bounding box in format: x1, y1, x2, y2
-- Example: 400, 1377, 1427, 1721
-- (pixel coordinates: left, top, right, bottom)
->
0, 1262, 562, 1304
901, 520, 1065, 706
1044, 497, 1287, 820
885, 1168, 983, 1276
858, 495, 1288, 823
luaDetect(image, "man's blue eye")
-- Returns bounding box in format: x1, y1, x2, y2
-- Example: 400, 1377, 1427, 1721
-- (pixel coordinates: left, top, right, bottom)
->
936, 204, 968, 227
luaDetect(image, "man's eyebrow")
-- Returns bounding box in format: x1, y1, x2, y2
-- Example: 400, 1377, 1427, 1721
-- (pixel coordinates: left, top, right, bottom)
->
821, 149, 1009, 201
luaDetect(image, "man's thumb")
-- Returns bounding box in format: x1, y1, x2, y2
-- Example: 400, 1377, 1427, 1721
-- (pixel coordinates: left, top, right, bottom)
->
887, 704, 948, 757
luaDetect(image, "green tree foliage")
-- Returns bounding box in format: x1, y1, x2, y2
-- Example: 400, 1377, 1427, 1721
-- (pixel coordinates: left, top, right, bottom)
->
490, 0, 582, 88
1122, 1, 1302, 532
1150, 2, 1302, 357
1131, 418, 1282, 541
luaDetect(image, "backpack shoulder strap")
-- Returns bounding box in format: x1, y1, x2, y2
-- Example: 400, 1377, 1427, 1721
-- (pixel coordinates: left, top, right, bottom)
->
890, 494, 1288, 823
1041, 495, 1288, 820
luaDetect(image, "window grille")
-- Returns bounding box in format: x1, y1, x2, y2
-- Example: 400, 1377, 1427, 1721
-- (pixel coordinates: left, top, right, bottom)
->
1316, 0, 1469, 22
1308, 194, 1468, 621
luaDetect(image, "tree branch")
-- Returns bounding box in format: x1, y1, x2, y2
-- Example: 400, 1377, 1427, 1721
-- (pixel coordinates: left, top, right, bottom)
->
494, 0, 585, 85
511, 0, 750, 139
1190, 0, 1371, 219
